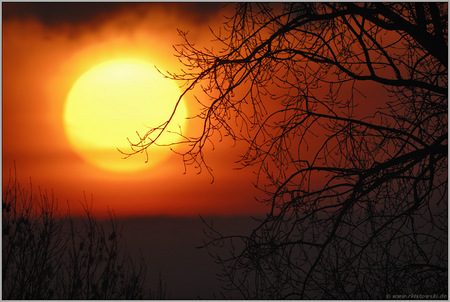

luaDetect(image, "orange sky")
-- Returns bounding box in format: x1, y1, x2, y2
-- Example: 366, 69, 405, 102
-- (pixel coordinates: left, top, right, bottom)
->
2, 3, 266, 218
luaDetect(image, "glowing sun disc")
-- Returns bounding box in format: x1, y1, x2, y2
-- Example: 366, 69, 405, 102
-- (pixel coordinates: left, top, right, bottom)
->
63, 58, 187, 173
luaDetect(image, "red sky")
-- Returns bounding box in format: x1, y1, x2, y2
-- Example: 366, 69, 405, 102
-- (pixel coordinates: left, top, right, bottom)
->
2, 3, 265, 218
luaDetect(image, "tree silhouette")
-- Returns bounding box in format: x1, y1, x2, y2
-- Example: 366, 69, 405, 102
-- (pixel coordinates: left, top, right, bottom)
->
2, 174, 150, 299
126, 3, 447, 299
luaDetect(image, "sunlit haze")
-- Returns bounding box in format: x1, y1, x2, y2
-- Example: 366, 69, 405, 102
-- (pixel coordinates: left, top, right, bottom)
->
2, 3, 261, 218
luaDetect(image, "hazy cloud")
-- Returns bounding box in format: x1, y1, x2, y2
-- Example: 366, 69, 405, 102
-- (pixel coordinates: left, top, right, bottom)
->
2, 2, 227, 27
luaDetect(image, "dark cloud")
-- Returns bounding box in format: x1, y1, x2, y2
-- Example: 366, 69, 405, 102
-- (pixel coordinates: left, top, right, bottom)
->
2, 2, 227, 26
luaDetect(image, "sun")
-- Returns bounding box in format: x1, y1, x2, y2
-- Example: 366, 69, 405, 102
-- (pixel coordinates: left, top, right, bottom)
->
63, 58, 187, 173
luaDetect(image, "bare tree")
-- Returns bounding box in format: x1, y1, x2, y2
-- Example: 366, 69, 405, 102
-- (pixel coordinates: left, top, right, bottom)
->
126, 3, 447, 299
2, 173, 149, 299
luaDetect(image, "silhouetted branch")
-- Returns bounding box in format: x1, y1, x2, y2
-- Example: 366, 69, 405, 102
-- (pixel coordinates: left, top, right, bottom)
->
129, 3, 447, 299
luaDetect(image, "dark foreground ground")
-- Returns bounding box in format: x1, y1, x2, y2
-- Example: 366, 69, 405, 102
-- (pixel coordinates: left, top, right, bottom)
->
119, 215, 260, 299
